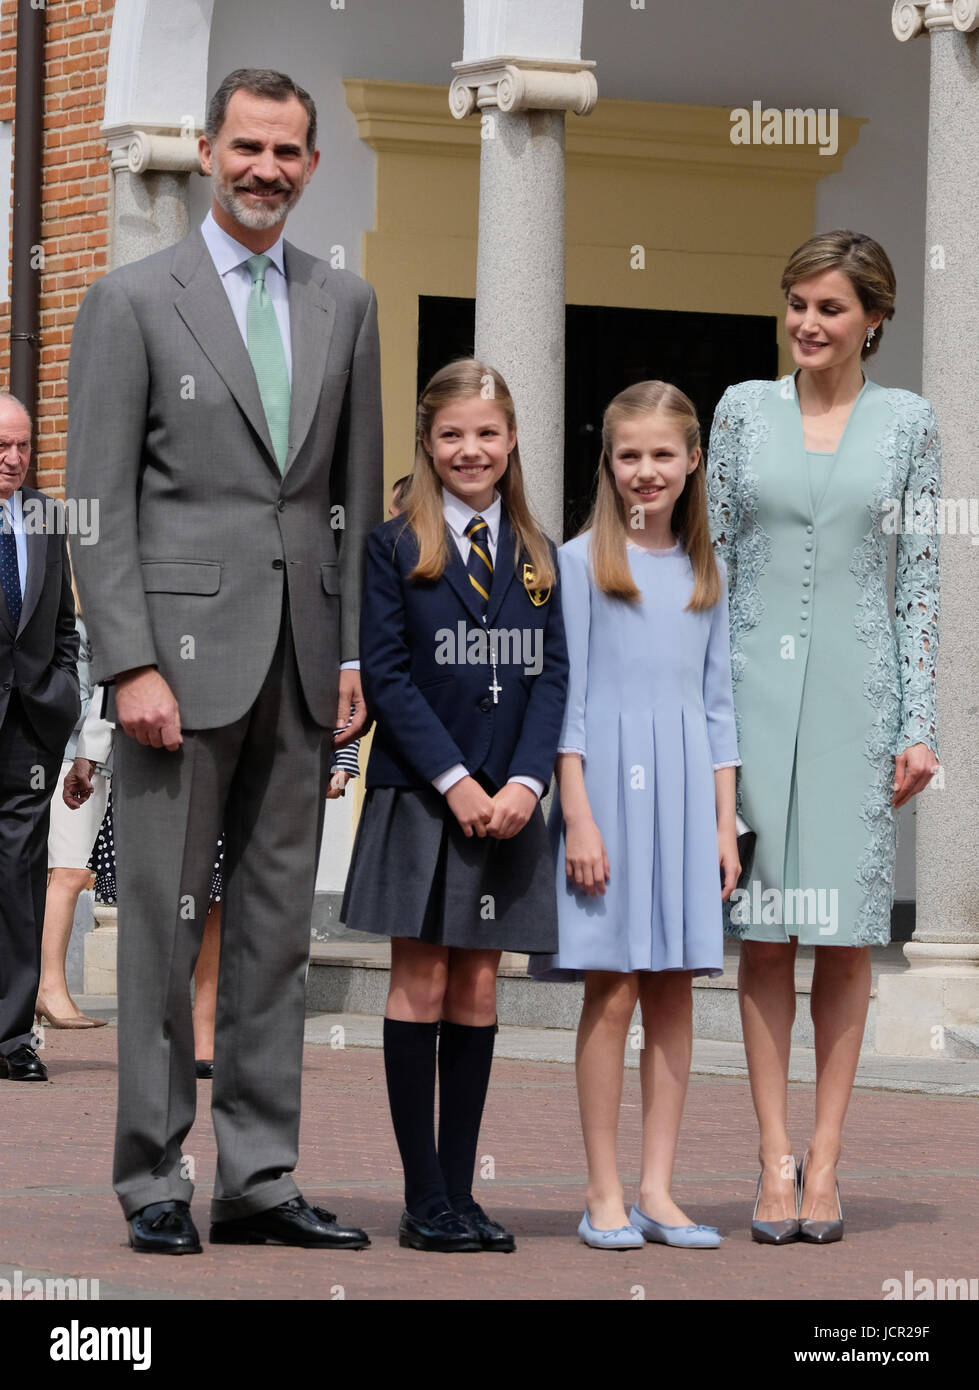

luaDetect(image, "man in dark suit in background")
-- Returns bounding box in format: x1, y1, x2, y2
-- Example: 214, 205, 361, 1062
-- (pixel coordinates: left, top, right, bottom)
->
68, 70, 382, 1254
0, 392, 80, 1082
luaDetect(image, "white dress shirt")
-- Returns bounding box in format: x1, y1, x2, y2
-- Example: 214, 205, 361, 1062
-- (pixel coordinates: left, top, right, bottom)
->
1, 493, 28, 593
200, 211, 292, 384
432, 487, 545, 802
201, 210, 360, 674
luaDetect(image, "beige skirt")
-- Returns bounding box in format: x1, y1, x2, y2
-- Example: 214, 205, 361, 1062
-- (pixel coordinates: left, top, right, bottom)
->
46, 759, 109, 870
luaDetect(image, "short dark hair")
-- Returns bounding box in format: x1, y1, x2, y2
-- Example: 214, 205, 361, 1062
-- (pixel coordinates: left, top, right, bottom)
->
206, 69, 317, 154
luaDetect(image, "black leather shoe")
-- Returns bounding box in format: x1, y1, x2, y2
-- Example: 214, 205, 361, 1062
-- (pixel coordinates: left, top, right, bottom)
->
210, 1195, 369, 1249
398, 1207, 482, 1252
0, 1045, 48, 1082
128, 1200, 202, 1255
195, 1060, 214, 1080
453, 1200, 516, 1252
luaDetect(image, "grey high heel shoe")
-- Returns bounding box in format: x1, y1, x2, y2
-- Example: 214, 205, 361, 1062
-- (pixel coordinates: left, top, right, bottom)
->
798, 1150, 844, 1244
750, 1159, 800, 1245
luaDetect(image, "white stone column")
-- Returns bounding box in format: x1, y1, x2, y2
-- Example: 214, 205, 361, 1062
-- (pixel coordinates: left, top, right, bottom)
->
877, 1, 979, 1057
105, 130, 202, 268
449, 2, 597, 542
102, 0, 213, 268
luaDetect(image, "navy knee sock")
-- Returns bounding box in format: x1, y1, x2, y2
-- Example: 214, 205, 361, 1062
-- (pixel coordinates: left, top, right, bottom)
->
436, 1019, 497, 1209
382, 1017, 448, 1221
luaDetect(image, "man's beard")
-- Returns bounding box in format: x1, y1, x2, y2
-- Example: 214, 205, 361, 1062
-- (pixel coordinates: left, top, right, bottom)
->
212, 169, 305, 231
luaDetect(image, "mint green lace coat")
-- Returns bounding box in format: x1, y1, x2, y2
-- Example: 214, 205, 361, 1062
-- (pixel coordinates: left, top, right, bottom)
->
707, 375, 940, 946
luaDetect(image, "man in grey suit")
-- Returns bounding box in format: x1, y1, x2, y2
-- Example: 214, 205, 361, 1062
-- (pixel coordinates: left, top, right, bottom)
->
67, 70, 381, 1254
0, 393, 80, 1083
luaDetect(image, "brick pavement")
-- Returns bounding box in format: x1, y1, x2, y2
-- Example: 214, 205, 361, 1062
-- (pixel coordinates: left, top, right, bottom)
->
1, 1025, 976, 1302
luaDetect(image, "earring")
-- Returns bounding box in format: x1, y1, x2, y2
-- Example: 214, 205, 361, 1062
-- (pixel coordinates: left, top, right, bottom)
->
865, 326, 876, 348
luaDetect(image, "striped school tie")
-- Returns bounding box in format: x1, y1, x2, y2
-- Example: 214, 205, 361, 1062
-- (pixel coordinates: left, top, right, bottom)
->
464, 514, 493, 606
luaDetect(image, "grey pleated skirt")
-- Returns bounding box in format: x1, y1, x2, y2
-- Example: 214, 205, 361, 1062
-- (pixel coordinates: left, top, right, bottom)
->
340, 783, 558, 953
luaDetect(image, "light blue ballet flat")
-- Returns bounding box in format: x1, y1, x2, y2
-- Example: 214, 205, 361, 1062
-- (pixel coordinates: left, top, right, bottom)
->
578, 1210, 644, 1250
629, 1203, 722, 1248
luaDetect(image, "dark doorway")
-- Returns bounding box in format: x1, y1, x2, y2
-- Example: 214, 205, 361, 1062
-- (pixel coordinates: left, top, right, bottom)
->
417, 295, 778, 540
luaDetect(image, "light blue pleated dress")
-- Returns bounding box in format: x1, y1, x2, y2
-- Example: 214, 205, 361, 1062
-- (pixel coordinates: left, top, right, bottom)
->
530, 533, 740, 981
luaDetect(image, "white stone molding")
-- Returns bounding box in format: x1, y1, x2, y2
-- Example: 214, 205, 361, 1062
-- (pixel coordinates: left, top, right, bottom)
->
892, 0, 979, 39
449, 57, 598, 119
952, 0, 979, 28
877, 942, 979, 1057
107, 129, 203, 175
902, 942, 979, 974
103, 0, 215, 132
103, 0, 215, 267
891, 1, 927, 39
462, 0, 586, 65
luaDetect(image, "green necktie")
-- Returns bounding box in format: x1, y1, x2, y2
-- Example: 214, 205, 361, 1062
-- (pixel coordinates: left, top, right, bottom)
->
246, 253, 290, 472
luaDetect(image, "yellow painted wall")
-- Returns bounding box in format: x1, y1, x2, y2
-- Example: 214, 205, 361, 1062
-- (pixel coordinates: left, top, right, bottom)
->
346, 79, 864, 492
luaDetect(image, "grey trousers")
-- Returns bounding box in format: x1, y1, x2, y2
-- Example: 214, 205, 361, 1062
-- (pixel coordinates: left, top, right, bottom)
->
112, 613, 330, 1221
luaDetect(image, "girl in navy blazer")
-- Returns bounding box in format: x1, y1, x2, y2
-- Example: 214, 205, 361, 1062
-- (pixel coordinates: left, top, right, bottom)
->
342, 359, 568, 1253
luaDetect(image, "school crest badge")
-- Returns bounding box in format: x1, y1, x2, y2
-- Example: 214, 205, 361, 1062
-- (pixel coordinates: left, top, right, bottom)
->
523, 564, 550, 607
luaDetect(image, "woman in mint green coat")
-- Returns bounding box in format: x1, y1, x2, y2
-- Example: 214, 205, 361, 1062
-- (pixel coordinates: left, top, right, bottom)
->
707, 231, 940, 1243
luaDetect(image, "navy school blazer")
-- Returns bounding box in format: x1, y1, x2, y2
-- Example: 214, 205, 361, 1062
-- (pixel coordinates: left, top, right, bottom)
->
360, 510, 569, 791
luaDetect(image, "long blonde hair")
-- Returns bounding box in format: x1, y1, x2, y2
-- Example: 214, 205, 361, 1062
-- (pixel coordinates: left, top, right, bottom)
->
403, 359, 556, 591
585, 380, 720, 611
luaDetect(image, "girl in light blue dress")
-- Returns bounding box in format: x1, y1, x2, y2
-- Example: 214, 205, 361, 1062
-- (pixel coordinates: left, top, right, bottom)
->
532, 381, 741, 1249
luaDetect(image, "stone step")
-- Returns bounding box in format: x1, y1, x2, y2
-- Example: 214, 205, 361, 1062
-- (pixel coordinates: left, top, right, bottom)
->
85, 904, 914, 1056
306, 940, 910, 1052
54, 999, 979, 1096
304, 1011, 979, 1096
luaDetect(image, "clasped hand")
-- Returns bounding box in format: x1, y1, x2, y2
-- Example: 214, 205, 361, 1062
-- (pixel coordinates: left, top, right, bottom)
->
445, 776, 537, 840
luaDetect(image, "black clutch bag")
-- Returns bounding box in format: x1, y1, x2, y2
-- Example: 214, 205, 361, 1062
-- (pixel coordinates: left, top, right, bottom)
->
735, 813, 756, 888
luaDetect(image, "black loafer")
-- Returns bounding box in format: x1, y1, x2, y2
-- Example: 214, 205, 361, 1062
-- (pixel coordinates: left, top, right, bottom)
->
128, 1200, 202, 1255
195, 1060, 214, 1080
0, 1045, 48, 1082
210, 1195, 369, 1249
454, 1200, 516, 1253
398, 1207, 482, 1253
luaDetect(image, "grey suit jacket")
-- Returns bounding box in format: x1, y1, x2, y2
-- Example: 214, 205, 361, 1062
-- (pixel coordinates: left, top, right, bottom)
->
0, 487, 80, 753
66, 228, 383, 730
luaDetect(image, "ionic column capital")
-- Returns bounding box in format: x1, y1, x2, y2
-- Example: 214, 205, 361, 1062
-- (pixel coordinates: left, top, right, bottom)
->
104, 125, 202, 174
449, 56, 597, 120
892, 0, 979, 41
